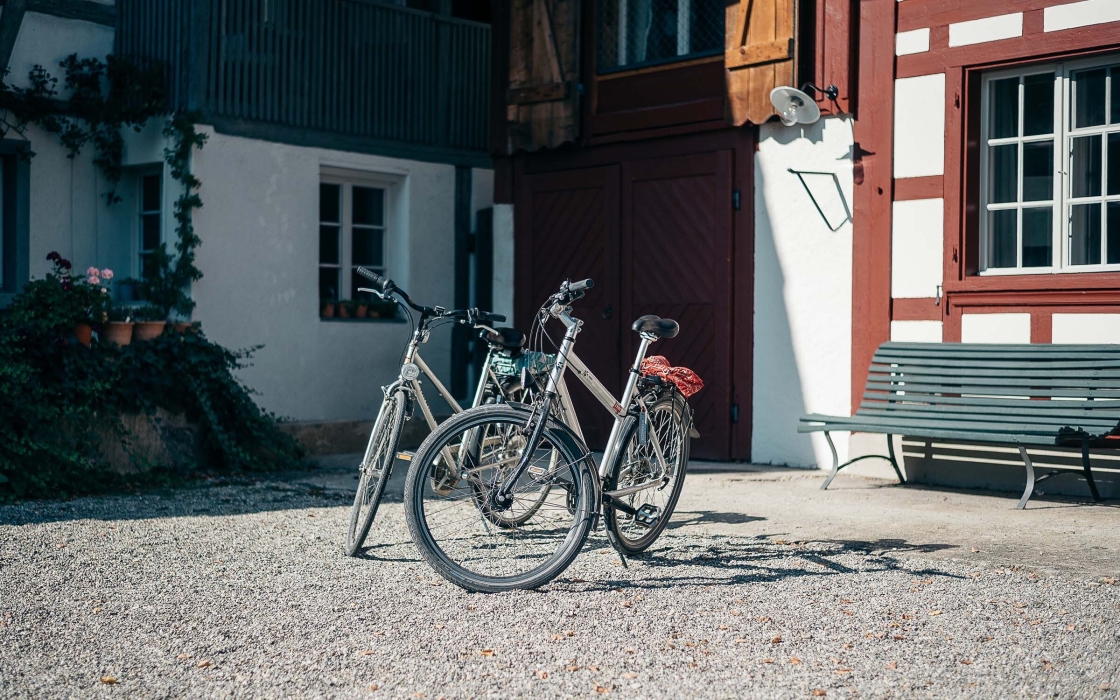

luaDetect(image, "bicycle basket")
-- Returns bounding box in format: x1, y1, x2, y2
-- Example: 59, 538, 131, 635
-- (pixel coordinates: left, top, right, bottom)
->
491, 350, 556, 379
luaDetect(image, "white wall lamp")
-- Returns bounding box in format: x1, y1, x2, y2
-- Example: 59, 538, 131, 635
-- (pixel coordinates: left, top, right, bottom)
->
769, 83, 840, 126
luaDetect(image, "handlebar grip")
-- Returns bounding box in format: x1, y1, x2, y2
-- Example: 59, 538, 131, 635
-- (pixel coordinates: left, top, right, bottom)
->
356, 266, 389, 291
569, 278, 594, 293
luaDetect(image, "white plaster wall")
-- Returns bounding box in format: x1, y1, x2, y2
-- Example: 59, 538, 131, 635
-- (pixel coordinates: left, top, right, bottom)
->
948, 13, 1022, 47
961, 313, 1031, 343
890, 320, 943, 342
753, 116, 854, 468
6, 12, 114, 91
891, 198, 943, 299
1052, 314, 1120, 343
189, 127, 485, 421
1044, 0, 1120, 32
894, 74, 946, 179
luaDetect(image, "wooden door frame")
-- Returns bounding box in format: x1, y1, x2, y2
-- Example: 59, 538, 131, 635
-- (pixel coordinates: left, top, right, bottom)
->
512, 127, 755, 461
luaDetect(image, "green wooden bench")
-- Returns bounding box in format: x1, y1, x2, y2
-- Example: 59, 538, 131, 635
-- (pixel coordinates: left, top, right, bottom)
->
798, 342, 1119, 509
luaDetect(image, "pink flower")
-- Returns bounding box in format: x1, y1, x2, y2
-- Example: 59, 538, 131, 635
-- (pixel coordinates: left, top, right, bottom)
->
86, 266, 99, 277
87, 275, 100, 285
100, 268, 113, 280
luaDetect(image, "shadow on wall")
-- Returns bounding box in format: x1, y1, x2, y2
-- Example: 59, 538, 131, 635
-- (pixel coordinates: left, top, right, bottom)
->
752, 117, 855, 469
899, 438, 1120, 501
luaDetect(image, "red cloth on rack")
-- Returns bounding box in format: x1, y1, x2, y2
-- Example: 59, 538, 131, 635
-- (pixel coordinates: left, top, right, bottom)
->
639, 355, 704, 398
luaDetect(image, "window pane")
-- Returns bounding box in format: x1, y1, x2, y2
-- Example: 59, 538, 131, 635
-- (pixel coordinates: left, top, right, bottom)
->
352, 227, 384, 267
319, 267, 340, 301
353, 186, 384, 226
989, 144, 1018, 203
1109, 202, 1120, 264
142, 175, 161, 212
1070, 203, 1102, 265
320, 183, 341, 223
988, 209, 1017, 268
1074, 68, 1107, 128
1022, 142, 1053, 201
319, 225, 340, 264
597, 0, 724, 72
1113, 68, 1120, 124
1021, 208, 1052, 267
1071, 136, 1103, 198
141, 214, 160, 251
1022, 73, 1054, 136
989, 77, 1019, 139
140, 253, 158, 281
1109, 133, 1120, 196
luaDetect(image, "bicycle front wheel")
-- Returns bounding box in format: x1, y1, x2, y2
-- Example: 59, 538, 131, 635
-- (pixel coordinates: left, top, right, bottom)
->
404, 404, 595, 592
603, 392, 690, 555
345, 390, 406, 556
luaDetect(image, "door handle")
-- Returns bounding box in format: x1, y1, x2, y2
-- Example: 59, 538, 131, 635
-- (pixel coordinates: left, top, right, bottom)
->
602, 305, 613, 319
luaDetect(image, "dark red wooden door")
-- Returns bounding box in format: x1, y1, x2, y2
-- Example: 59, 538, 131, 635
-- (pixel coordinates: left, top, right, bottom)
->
621, 152, 734, 460
515, 166, 621, 448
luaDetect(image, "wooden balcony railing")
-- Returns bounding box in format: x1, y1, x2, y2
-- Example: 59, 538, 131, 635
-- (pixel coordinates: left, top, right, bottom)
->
117, 0, 491, 161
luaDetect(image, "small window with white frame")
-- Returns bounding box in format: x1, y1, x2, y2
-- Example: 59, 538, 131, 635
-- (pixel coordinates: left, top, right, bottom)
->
318, 174, 388, 304
980, 57, 1120, 273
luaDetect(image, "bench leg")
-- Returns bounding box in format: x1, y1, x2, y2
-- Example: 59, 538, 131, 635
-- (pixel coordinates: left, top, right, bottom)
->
1017, 445, 1035, 510
1081, 439, 1103, 502
821, 431, 841, 490
886, 434, 906, 484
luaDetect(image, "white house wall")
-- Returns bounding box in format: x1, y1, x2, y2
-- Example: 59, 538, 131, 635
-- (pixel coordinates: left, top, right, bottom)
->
5, 11, 113, 91
189, 127, 485, 422
753, 116, 854, 468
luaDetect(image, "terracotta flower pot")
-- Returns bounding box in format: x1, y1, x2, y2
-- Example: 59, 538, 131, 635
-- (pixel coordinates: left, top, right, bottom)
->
321, 302, 335, 319
133, 321, 167, 341
103, 322, 134, 346
338, 303, 352, 319
73, 323, 93, 347
355, 304, 368, 319
172, 322, 196, 333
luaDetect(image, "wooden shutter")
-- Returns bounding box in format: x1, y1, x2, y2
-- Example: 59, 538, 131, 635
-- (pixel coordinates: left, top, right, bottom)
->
725, 0, 796, 126
506, 0, 580, 152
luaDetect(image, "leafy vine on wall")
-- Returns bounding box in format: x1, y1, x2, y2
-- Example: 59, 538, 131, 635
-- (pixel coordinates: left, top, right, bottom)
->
0, 53, 206, 318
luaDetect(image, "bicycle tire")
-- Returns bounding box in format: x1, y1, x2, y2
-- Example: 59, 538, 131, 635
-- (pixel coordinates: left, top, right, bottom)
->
344, 390, 407, 556
404, 404, 596, 592
603, 392, 690, 555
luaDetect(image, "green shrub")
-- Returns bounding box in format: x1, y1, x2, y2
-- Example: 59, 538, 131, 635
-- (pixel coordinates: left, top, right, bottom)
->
0, 263, 304, 500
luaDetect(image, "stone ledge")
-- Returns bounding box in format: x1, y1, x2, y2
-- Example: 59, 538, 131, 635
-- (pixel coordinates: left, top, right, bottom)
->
280, 415, 450, 456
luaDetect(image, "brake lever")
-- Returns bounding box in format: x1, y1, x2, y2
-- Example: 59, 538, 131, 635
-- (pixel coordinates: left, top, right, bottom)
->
357, 286, 390, 301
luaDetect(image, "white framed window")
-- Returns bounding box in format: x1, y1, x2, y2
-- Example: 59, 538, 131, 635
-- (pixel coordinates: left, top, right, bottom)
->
980, 56, 1120, 273
318, 174, 388, 302
138, 172, 162, 280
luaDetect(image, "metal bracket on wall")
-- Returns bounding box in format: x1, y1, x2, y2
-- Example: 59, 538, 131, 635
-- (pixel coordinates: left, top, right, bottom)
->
787, 168, 852, 232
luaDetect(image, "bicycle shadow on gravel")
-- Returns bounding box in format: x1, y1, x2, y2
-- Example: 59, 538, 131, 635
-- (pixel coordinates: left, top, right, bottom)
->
668, 510, 766, 526
555, 535, 961, 591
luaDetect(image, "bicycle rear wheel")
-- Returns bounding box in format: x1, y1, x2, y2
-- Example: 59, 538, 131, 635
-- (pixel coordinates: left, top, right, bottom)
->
603, 392, 690, 555
345, 390, 406, 556
404, 404, 595, 592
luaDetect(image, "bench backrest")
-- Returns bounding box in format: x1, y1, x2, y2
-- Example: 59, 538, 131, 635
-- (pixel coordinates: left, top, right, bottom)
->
864, 342, 1120, 438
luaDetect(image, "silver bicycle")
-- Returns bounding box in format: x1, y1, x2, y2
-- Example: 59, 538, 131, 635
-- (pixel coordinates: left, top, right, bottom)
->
344, 266, 552, 556
402, 278, 695, 591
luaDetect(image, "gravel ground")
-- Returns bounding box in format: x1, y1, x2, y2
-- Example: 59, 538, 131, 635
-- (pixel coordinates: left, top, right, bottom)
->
2, 471, 1119, 699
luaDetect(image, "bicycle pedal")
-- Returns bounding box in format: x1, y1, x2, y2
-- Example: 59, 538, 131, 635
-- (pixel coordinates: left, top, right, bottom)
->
396, 451, 414, 461
633, 504, 662, 528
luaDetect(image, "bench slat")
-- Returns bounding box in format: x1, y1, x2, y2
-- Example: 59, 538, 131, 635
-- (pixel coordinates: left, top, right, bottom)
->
871, 357, 1120, 370
865, 381, 1120, 398
799, 414, 1101, 439
869, 364, 1120, 379
797, 420, 1086, 445
860, 402, 1120, 421
861, 392, 1120, 411
854, 406, 1117, 429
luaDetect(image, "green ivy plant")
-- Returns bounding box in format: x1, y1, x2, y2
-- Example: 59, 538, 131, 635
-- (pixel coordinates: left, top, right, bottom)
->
0, 53, 205, 319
